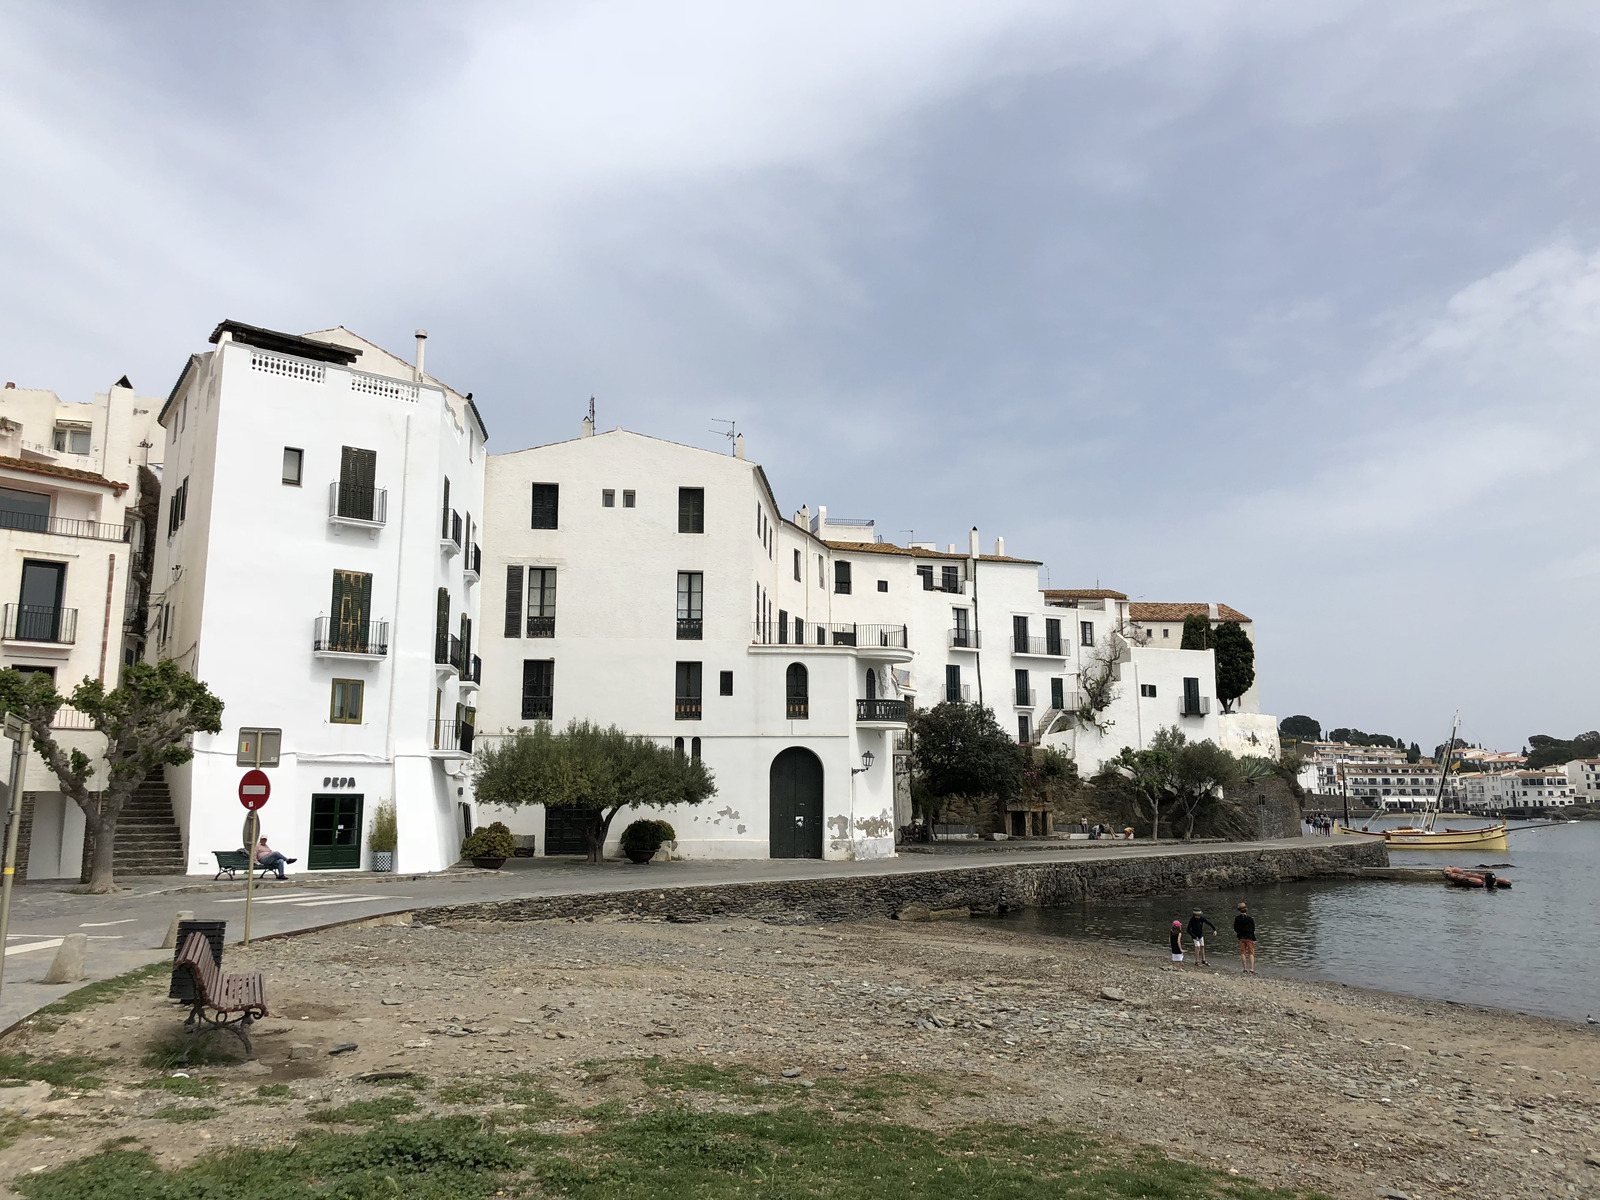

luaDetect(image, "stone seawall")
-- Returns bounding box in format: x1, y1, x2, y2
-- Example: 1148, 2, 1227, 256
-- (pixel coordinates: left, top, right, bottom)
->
415, 841, 1386, 926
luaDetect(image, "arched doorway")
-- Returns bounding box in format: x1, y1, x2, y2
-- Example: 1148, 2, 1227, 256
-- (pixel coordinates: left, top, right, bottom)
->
769, 747, 824, 859
865, 669, 878, 700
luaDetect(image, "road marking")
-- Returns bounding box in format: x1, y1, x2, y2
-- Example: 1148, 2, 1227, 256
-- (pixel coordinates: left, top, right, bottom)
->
291, 895, 407, 908
215, 892, 319, 904
5, 939, 63, 957
79, 919, 138, 928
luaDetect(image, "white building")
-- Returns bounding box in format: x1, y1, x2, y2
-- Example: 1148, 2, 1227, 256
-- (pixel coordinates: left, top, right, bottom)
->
0, 379, 162, 878
1565, 758, 1600, 803
151, 321, 485, 876
1341, 762, 1444, 810
1458, 770, 1574, 810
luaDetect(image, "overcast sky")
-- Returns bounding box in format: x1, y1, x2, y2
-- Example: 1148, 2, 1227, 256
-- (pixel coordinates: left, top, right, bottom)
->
2, 1, 1596, 750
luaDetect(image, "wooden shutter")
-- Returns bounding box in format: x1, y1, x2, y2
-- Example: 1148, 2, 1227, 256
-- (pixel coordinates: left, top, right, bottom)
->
436, 588, 450, 663
504, 566, 523, 638
340, 447, 377, 521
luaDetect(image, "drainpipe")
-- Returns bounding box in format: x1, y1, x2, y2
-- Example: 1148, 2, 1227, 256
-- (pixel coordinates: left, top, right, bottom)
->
968, 527, 982, 708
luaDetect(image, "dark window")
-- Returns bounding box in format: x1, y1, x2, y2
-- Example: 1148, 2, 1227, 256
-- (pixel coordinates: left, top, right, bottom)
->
329, 570, 374, 652
1015, 669, 1031, 707
1013, 615, 1029, 653
719, 670, 733, 696
793, 549, 801, 581
952, 607, 970, 647
778, 610, 788, 644
504, 565, 523, 638
917, 565, 933, 590
1140, 683, 1157, 698
674, 737, 685, 759
602, 489, 615, 507
834, 560, 852, 595
330, 679, 363, 724
877, 579, 888, 593
941, 565, 958, 591
623, 490, 636, 508
691, 736, 701, 761
676, 571, 703, 640
1080, 621, 1094, 647
1045, 618, 1062, 656
0, 488, 50, 533
945, 664, 961, 703
179, 476, 188, 523
282, 447, 303, 486
522, 660, 554, 720
1051, 678, 1065, 709
435, 588, 450, 664
337, 446, 377, 521
675, 661, 703, 719
530, 483, 559, 529
794, 617, 804, 644
527, 567, 556, 636
678, 487, 705, 533
1018, 714, 1031, 744
15, 559, 66, 642
1182, 676, 1201, 715
785, 662, 809, 720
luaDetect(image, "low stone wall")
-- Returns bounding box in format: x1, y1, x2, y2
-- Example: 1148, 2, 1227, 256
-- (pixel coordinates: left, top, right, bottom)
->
414, 841, 1386, 927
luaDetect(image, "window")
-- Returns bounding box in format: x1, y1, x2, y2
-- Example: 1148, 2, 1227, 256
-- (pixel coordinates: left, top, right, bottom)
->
794, 617, 804, 643
504, 566, 523, 638
1015, 669, 1031, 707
0, 487, 50, 534
1080, 621, 1094, 648
674, 737, 685, 759
1140, 683, 1157, 698
528, 568, 556, 636
1013, 615, 1030, 653
435, 587, 451, 664
678, 487, 705, 533
1051, 678, 1065, 709
676, 572, 703, 639
522, 660, 554, 720
1182, 676, 1201, 716
337, 446, 377, 520
328, 570, 374, 652
778, 610, 788, 644
941, 565, 959, 592
1045, 618, 1062, 656
602, 489, 615, 508
720, 670, 733, 696
834, 561, 852, 594
794, 549, 802, 581
623, 490, 636, 508
675, 661, 703, 719
53, 425, 90, 455
282, 447, 303, 486
785, 662, 809, 720
530, 483, 559, 529
817, 554, 824, 587
1018, 714, 1031, 744
877, 579, 888, 593
917, 565, 933, 590
945, 664, 962, 703
691, 737, 701, 761
168, 477, 190, 535
330, 679, 364, 724
952, 608, 971, 648
1162, 628, 1170, 638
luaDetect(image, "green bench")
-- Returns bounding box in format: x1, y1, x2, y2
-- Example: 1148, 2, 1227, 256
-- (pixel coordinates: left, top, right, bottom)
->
212, 849, 277, 882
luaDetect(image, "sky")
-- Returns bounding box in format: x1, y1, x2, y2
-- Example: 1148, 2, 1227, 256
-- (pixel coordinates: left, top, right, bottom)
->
1, 1, 1596, 751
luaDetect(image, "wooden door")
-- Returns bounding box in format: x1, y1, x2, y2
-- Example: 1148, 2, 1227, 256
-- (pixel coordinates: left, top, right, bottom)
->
338, 446, 377, 520
769, 748, 823, 859
544, 807, 590, 856
308, 794, 363, 870
330, 571, 372, 652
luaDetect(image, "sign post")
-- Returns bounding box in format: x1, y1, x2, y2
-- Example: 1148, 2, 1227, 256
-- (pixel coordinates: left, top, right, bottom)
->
238, 770, 270, 946
0, 715, 28, 1007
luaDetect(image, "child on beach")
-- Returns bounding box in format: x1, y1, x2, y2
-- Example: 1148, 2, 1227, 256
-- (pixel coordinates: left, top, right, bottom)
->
1169, 919, 1185, 966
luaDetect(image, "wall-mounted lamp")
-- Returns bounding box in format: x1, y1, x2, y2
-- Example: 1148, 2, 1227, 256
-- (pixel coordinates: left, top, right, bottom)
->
852, 750, 875, 777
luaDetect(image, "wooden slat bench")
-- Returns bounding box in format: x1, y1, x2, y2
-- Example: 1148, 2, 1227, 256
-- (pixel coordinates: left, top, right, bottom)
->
212, 849, 277, 882
172, 931, 268, 1061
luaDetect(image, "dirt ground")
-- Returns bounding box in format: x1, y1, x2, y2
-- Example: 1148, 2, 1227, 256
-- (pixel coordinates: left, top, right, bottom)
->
0, 912, 1596, 1199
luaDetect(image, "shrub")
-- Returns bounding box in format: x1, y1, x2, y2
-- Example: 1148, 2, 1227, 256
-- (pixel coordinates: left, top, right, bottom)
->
368, 801, 398, 854
620, 819, 675, 855
461, 822, 514, 860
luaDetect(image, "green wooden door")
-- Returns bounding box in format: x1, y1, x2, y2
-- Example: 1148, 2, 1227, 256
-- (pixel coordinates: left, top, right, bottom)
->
768, 748, 823, 859
308, 794, 363, 870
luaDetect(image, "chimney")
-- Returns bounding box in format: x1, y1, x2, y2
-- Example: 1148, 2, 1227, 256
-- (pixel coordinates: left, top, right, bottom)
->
581, 415, 594, 438
817, 505, 827, 531
969, 527, 979, 558
733, 432, 745, 460
2, 383, 12, 390
796, 504, 810, 526
413, 330, 428, 382
1208, 602, 1219, 621
994, 536, 1005, 557
946, 544, 955, 554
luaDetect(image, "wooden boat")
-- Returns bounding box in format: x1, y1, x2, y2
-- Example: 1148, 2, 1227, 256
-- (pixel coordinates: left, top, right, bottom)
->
1360, 713, 1508, 851
1444, 866, 1511, 889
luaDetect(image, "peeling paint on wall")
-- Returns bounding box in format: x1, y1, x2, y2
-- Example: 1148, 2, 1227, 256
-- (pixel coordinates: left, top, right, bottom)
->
853, 813, 892, 838
717, 807, 741, 821
826, 815, 850, 839
736, 824, 746, 834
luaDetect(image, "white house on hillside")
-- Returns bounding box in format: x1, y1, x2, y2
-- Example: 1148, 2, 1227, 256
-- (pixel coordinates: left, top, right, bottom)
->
150, 320, 486, 877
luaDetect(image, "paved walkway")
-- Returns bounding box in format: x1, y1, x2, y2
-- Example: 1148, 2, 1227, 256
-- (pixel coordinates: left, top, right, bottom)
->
0, 835, 1365, 1030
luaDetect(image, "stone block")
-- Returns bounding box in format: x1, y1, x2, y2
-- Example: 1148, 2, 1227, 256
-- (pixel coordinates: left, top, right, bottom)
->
42, 933, 87, 984
161, 911, 196, 949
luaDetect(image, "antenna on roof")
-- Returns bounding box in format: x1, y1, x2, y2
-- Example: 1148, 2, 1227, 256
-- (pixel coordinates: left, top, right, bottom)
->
710, 418, 737, 454
900, 530, 914, 545
588, 397, 596, 425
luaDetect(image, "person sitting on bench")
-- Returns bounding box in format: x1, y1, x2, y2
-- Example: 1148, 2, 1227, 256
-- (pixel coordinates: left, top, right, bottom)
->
250, 836, 296, 880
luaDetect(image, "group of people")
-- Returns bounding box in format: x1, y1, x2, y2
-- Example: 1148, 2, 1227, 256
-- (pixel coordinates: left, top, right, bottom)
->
1168, 904, 1257, 973
1305, 814, 1337, 835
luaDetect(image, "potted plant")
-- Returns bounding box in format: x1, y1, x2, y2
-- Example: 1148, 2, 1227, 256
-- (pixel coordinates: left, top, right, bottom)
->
620, 819, 675, 864
368, 801, 397, 872
461, 821, 514, 869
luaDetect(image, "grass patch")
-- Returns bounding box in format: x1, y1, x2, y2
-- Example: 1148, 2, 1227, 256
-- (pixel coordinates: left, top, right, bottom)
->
151, 1104, 218, 1123
136, 1075, 217, 1098
255, 1083, 291, 1098
33, 961, 169, 1018
438, 1073, 569, 1121
0, 1051, 103, 1090
140, 1031, 240, 1070
307, 1094, 418, 1124
623, 1056, 936, 1113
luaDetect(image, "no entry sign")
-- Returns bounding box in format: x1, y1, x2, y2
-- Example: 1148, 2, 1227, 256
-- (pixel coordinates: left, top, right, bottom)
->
238, 769, 271, 811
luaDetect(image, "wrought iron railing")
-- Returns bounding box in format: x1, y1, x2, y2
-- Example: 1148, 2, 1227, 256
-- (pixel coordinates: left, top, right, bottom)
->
755, 621, 907, 648
948, 628, 980, 649
430, 719, 475, 752
3, 604, 77, 643
328, 481, 387, 524
527, 615, 555, 638
466, 542, 481, 576
313, 617, 390, 655
441, 508, 462, 546
0, 510, 130, 543
856, 699, 908, 723
674, 697, 702, 720
676, 617, 703, 640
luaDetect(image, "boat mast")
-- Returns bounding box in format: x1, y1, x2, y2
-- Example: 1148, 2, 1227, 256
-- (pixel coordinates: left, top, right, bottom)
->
1426, 712, 1460, 832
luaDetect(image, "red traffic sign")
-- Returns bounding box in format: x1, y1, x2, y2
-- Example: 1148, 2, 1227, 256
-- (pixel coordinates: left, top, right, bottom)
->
238, 769, 271, 811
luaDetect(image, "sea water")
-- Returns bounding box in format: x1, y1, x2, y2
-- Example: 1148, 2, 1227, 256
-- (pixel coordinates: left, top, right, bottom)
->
987, 820, 1600, 1022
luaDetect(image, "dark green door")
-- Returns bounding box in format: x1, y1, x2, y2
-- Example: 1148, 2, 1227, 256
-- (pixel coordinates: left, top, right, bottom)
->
769, 748, 823, 859
309, 794, 363, 870
545, 807, 591, 856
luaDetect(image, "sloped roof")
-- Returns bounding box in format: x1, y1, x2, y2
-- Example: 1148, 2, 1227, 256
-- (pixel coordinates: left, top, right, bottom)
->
0, 455, 128, 495
822, 540, 1041, 565
1044, 588, 1128, 601
210, 320, 362, 365
1129, 602, 1252, 623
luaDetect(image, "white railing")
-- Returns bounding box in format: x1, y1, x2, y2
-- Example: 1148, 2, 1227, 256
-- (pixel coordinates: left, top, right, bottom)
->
349, 371, 418, 403
250, 352, 325, 385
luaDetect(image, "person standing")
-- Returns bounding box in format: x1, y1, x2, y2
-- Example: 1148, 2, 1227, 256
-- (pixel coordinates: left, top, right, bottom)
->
1169, 919, 1185, 967
1186, 909, 1217, 966
1234, 902, 1257, 974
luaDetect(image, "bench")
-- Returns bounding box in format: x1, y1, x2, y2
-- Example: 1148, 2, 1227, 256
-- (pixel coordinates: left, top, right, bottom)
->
212, 849, 277, 882
172, 931, 268, 1062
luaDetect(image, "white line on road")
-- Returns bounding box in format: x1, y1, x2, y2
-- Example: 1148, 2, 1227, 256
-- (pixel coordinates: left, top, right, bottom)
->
79, 919, 138, 928
5, 939, 63, 957
214, 892, 319, 904
291, 895, 407, 908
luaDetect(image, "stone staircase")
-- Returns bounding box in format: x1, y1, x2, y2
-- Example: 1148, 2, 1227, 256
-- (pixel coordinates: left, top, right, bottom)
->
108, 772, 187, 876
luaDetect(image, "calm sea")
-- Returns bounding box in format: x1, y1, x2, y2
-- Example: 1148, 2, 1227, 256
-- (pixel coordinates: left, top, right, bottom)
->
986, 819, 1600, 1022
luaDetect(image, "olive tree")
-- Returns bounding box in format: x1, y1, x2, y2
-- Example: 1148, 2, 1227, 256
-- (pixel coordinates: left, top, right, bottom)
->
908, 701, 1023, 833
0, 661, 224, 893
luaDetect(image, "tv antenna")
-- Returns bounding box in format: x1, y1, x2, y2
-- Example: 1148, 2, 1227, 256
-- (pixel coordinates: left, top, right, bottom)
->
710, 418, 737, 454
587, 397, 596, 425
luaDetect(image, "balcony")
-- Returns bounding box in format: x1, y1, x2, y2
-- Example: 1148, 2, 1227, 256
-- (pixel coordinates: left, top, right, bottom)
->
313, 617, 389, 658
49, 704, 96, 730
434, 633, 463, 673
0, 510, 130, 543
3, 604, 77, 646
948, 628, 980, 650
676, 617, 703, 641
856, 698, 909, 724
464, 542, 481, 581
1013, 635, 1065, 657
327, 482, 387, 527
675, 697, 702, 720
522, 696, 553, 721
430, 719, 475, 755
1015, 687, 1036, 708
1180, 696, 1212, 717
919, 574, 967, 594
527, 615, 555, 638
440, 508, 462, 555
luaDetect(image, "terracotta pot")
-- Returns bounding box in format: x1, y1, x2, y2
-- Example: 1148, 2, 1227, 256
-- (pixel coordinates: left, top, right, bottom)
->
471, 856, 506, 870
625, 848, 656, 864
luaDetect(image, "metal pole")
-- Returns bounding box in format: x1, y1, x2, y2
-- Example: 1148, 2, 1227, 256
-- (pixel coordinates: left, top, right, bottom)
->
243, 811, 259, 946
0, 718, 29, 1007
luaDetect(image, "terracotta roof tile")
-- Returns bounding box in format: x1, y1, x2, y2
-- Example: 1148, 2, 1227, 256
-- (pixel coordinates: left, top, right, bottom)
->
0, 455, 128, 495
822, 540, 1041, 565
1128, 601, 1252, 623
1044, 588, 1128, 601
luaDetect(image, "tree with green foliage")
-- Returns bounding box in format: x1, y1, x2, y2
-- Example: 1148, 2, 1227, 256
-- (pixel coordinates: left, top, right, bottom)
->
0, 660, 224, 893
1406, 742, 1421, 764
1526, 731, 1600, 769
1179, 613, 1213, 650
1150, 727, 1243, 840
1211, 621, 1255, 713
1278, 714, 1321, 742
1105, 744, 1176, 841
470, 720, 714, 863
909, 701, 1023, 833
